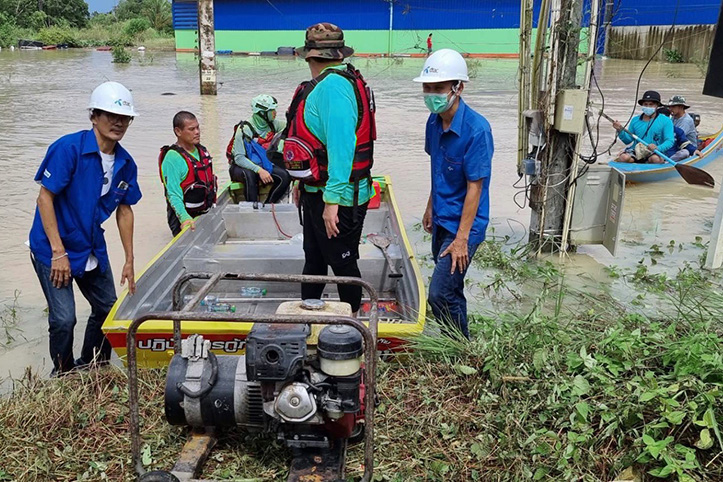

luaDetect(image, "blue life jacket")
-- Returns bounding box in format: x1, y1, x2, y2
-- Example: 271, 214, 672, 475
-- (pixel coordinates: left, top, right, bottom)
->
666, 126, 696, 157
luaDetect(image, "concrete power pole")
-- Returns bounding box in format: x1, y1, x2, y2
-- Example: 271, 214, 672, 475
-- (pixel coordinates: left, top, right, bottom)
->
529, 0, 585, 252
197, 0, 217, 95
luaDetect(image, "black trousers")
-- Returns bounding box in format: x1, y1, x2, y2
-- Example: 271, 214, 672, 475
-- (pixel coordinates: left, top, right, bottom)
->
300, 191, 368, 313
229, 164, 291, 204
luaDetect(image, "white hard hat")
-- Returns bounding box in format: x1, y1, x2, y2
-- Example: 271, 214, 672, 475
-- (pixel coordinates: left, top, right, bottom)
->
413, 49, 469, 83
88, 81, 138, 117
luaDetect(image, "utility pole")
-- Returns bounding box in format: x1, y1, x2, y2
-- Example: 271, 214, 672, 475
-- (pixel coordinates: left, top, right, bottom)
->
528, 0, 585, 252
387, 0, 394, 57
517, 0, 534, 176
197, 0, 217, 96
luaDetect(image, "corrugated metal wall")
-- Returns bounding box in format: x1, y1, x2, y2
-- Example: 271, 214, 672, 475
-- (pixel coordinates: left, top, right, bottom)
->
172, 0, 721, 31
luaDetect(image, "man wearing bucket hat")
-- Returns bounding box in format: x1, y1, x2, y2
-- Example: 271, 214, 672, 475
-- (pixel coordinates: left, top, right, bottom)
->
29, 81, 142, 375
284, 23, 376, 315
667, 95, 698, 148
612, 90, 674, 164
414, 49, 494, 339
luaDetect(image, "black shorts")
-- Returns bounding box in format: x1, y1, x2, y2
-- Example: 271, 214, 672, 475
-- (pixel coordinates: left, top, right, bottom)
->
301, 190, 368, 268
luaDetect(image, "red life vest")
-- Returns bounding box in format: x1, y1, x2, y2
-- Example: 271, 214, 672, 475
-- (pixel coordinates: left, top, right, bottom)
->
158, 144, 217, 217
282, 63, 376, 193
226, 121, 276, 164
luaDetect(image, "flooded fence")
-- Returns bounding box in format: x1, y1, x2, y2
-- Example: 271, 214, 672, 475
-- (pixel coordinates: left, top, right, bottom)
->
607, 25, 715, 63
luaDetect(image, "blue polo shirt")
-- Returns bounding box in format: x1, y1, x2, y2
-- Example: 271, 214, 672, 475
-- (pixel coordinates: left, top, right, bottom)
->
29, 129, 142, 276
425, 98, 493, 244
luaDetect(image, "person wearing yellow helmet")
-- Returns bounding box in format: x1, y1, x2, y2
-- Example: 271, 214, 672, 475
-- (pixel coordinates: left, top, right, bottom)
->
227, 94, 290, 204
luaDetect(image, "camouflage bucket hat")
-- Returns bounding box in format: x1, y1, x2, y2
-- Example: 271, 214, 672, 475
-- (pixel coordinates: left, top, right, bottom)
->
296, 22, 354, 60
668, 95, 690, 109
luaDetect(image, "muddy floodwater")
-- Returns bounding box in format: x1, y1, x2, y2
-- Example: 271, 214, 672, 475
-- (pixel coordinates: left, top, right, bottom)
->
0, 50, 721, 387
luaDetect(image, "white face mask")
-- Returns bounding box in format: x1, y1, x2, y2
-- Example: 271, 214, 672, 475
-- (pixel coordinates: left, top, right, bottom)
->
641, 106, 656, 116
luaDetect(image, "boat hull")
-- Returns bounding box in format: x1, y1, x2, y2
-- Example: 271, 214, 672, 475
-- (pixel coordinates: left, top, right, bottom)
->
102, 176, 426, 367
607, 129, 723, 183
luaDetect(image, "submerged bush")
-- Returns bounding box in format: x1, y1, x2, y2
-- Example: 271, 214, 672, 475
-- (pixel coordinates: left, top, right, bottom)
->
111, 45, 131, 63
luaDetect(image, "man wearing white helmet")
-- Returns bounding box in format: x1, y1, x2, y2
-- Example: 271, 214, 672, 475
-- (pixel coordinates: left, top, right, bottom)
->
28, 81, 142, 375
414, 49, 493, 339
227, 94, 290, 204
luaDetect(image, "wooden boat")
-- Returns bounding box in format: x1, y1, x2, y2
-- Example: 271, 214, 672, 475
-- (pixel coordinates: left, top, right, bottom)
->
607, 129, 723, 183
102, 176, 426, 367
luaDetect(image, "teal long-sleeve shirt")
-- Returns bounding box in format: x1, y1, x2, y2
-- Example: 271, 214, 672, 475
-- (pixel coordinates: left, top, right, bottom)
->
619, 114, 675, 154
161, 148, 194, 223
231, 114, 285, 172
303, 64, 372, 206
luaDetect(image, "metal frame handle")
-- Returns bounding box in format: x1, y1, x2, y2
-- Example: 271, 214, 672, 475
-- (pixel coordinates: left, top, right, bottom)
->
128, 272, 379, 482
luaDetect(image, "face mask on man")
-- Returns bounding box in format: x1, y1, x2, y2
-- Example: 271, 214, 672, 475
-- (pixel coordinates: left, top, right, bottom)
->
424, 82, 460, 114
641, 106, 656, 116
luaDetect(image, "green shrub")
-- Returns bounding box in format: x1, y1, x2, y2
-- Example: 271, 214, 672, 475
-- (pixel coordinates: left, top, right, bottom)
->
664, 48, 685, 63
0, 14, 17, 48
36, 25, 77, 46
110, 33, 134, 47
111, 45, 131, 63
123, 17, 151, 38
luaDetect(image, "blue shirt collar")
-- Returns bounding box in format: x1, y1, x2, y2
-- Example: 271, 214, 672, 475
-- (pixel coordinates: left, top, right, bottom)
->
431, 97, 467, 136
82, 128, 132, 163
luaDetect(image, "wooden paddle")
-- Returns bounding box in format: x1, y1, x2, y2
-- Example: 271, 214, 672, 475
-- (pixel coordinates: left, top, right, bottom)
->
599, 110, 715, 188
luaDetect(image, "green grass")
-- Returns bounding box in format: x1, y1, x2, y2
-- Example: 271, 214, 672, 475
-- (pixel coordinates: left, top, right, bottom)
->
0, 240, 720, 481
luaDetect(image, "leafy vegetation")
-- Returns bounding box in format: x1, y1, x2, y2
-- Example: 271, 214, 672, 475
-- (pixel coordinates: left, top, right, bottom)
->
664, 48, 685, 64
111, 45, 131, 63
0, 240, 720, 480
0, 0, 172, 48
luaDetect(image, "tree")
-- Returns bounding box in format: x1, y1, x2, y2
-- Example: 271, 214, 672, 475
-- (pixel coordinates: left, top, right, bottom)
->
0, 0, 88, 28
142, 0, 171, 33
41, 0, 89, 28
115, 0, 171, 32
114, 0, 144, 21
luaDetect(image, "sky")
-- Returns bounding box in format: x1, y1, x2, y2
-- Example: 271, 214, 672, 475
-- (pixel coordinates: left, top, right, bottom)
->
87, 0, 118, 14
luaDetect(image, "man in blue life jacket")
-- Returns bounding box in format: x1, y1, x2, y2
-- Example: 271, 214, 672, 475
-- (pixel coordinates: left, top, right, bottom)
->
657, 107, 697, 161
228, 94, 291, 204
667, 95, 698, 150
613, 90, 674, 164
414, 49, 494, 339
288, 23, 376, 315
28, 81, 142, 375
159, 111, 217, 236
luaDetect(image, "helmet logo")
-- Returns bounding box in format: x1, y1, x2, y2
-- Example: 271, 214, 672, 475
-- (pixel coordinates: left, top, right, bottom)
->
114, 99, 131, 107
423, 66, 438, 74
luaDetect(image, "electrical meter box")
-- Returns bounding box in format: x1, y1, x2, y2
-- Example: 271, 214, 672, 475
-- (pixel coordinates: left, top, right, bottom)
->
569, 164, 626, 256
554, 89, 588, 134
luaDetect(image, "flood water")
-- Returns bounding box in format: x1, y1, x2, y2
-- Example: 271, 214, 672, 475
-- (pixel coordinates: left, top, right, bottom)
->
0, 49, 721, 386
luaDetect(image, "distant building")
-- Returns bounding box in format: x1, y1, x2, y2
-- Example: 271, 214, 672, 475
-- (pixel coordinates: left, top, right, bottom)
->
171, 0, 720, 59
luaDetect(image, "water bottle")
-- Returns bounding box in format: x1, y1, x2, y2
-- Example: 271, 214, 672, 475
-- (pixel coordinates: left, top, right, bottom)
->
208, 303, 236, 313
200, 295, 219, 307
240, 287, 267, 298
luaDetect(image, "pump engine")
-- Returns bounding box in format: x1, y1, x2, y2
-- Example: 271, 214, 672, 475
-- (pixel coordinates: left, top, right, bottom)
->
164, 319, 364, 448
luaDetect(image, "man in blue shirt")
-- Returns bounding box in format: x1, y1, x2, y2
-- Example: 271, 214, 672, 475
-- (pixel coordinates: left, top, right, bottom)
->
28, 82, 142, 375
613, 90, 674, 164
414, 49, 494, 339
